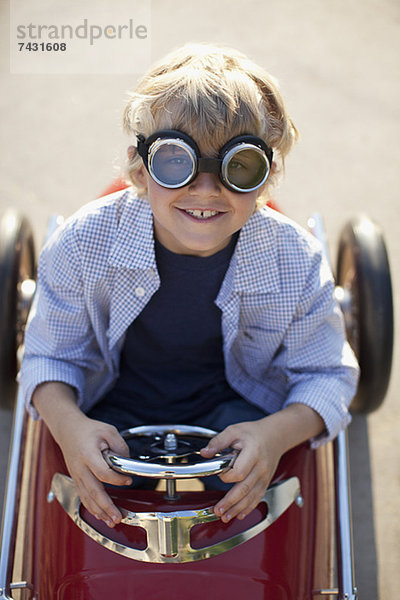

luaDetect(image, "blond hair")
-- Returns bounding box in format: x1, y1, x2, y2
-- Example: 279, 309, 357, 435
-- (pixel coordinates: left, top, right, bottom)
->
123, 43, 299, 207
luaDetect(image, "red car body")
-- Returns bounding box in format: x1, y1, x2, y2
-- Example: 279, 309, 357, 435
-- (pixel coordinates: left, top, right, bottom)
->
9, 416, 337, 600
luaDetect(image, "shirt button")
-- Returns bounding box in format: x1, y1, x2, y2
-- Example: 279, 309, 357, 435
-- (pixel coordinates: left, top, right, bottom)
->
135, 286, 146, 298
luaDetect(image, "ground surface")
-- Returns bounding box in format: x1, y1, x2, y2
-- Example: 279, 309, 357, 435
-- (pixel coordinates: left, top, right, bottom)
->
1, 1, 399, 598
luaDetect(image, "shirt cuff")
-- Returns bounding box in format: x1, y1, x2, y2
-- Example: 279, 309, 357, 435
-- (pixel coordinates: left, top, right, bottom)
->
18, 357, 85, 420
283, 375, 354, 447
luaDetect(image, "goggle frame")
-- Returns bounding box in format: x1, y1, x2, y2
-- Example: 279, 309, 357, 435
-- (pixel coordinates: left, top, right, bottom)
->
136, 130, 273, 193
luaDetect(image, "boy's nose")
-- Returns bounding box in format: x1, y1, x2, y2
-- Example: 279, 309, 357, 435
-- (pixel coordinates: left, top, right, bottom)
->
188, 172, 221, 195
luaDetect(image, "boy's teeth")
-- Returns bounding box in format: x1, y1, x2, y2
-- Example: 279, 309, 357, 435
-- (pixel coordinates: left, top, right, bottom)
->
185, 209, 219, 219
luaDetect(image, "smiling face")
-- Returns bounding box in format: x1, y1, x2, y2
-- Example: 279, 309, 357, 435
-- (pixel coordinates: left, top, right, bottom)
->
136, 166, 259, 257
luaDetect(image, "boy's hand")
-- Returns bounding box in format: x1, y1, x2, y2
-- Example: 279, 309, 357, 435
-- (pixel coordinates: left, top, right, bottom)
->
200, 418, 282, 523
200, 405, 325, 523
56, 414, 132, 528
33, 382, 133, 528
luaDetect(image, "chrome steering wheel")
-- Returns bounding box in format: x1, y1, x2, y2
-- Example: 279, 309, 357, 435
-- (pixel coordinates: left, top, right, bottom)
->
52, 424, 300, 562
102, 424, 237, 499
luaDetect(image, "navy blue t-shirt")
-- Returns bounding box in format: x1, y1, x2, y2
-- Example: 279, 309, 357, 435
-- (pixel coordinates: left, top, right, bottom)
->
99, 233, 244, 424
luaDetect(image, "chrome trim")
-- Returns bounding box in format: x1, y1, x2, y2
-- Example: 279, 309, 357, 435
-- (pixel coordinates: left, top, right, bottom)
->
104, 424, 236, 479
307, 213, 330, 260
103, 452, 236, 479
51, 473, 300, 563
121, 424, 219, 438
0, 214, 62, 600
0, 388, 26, 600
308, 213, 358, 600
334, 431, 358, 600
9, 582, 34, 591
148, 138, 197, 188
221, 143, 270, 192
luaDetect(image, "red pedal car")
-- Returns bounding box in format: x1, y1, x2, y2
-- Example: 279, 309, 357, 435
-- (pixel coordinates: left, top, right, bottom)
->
0, 185, 393, 600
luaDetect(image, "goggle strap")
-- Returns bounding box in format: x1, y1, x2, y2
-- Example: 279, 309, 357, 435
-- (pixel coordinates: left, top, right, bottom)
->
136, 135, 148, 162
198, 157, 221, 175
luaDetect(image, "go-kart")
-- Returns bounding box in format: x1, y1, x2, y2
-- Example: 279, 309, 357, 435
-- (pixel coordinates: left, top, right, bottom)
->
0, 185, 393, 600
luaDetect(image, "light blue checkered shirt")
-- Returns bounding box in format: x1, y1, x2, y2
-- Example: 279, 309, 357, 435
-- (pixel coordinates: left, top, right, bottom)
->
19, 188, 359, 447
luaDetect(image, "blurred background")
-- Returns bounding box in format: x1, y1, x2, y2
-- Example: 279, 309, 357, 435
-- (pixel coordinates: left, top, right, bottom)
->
1, 1, 399, 597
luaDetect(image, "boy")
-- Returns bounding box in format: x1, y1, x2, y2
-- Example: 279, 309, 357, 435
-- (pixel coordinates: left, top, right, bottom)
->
19, 43, 359, 529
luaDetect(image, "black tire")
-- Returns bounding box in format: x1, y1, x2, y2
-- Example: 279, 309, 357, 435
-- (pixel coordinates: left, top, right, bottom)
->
0, 210, 36, 409
336, 215, 393, 413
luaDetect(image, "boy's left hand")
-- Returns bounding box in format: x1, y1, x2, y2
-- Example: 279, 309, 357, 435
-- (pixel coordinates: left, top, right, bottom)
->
200, 417, 283, 523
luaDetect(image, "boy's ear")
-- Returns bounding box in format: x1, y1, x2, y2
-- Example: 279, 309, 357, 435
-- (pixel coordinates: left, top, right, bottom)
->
135, 165, 147, 187
127, 145, 136, 161
256, 183, 267, 198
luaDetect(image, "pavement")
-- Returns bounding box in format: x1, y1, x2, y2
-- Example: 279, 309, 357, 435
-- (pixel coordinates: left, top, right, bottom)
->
1, 1, 399, 598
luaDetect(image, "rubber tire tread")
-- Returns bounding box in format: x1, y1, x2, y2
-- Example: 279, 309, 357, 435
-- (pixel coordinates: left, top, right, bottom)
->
336, 215, 393, 413
0, 210, 35, 409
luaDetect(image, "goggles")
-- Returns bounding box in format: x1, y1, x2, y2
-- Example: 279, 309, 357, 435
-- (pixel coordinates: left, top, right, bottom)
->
136, 130, 273, 193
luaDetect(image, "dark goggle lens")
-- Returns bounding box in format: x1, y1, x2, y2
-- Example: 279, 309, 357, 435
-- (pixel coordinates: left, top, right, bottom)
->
225, 148, 268, 190
150, 142, 195, 187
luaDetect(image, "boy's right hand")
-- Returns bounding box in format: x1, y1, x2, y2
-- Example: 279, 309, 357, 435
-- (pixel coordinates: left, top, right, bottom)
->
57, 414, 133, 528
32, 382, 132, 528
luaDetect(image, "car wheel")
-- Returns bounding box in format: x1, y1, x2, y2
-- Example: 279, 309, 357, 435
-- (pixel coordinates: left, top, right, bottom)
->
0, 210, 36, 409
336, 215, 393, 413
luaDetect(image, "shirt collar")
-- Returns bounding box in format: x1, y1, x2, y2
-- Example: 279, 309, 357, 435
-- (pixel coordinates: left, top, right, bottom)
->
108, 191, 280, 295
108, 191, 157, 271
232, 208, 281, 294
